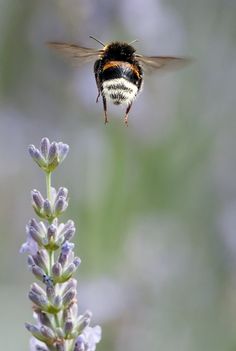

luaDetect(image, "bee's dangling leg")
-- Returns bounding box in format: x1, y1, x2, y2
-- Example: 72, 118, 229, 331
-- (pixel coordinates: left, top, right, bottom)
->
96, 91, 101, 103
124, 103, 132, 127
102, 96, 108, 124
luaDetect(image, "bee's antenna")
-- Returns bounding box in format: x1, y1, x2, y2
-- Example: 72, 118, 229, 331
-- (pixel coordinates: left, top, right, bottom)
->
89, 36, 105, 47
129, 39, 139, 45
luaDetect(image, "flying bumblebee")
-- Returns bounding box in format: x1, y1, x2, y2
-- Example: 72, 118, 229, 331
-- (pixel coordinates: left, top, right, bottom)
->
47, 36, 189, 126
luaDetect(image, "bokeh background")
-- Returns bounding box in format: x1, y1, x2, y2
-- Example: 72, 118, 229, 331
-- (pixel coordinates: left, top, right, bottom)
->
0, 0, 236, 350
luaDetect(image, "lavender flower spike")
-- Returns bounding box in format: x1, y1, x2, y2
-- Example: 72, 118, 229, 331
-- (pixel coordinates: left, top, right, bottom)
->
29, 138, 69, 173
21, 137, 101, 351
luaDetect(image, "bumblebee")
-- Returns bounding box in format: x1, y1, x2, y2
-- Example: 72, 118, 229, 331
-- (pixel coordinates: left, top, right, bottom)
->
47, 37, 189, 126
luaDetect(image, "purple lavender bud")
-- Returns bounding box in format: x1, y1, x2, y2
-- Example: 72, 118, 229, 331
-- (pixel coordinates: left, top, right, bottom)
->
58, 242, 73, 268
40, 138, 50, 159
61, 263, 76, 281
77, 311, 92, 332
63, 227, 76, 241
31, 283, 46, 297
40, 325, 56, 341
31, 190, 44, 211
53, 295, 62, 310
64, 319, 74, 335
63, 220, 75, 232
52, 262, 62, 278
62, 289, 77, 308
29, 337, 49, 351
56, 187, 68, 201
32, 265, 46, 282
29, 226, 43, 246
28, 291, 49, 309
29, 218, 42, 232
28, 255, 35, 267
47, 224, 57, 241
74, 336, 85, 351
47, 143, 60, 172
58, 220, 76, 242
48, 142, 58, 163
54, 197, 68, 216
28, 145, 46, 169
43, 200, 52, 218
61, 279, 77, 296
46, 284, 55, 300
73, 257, 81, 268
36, 311, 53, 329
25, 323, 42, 340
58, 142, 69, 163
62, 241, 75, 255
35, 249, 49, 272
58, 252, 67, 267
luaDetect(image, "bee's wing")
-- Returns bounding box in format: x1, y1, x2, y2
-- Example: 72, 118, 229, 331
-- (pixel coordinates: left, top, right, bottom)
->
135, 54, 191, 74
47, 42, 102, 65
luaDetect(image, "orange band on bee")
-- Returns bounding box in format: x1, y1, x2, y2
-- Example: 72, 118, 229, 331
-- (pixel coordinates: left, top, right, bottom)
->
103, 61, 141, 78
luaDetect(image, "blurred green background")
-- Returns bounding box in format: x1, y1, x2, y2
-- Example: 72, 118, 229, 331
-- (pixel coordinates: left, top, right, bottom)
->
0, 0, 236, 350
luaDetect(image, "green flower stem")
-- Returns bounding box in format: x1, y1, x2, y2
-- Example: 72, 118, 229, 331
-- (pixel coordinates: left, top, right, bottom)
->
54, 313, 60, 328
46, 171, 52, 202
46, 171, 54, 274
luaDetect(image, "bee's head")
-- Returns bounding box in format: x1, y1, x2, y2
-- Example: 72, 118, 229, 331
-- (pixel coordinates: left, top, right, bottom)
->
103, 42, 136, 61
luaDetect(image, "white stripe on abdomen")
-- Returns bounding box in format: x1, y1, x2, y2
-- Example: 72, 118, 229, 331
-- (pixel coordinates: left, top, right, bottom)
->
102, 78, 138, 105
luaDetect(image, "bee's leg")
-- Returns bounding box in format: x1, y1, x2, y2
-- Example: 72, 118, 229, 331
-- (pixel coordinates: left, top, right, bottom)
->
102, 96, 108, 124
124, 103, 132, 127
96, 91, 101, 103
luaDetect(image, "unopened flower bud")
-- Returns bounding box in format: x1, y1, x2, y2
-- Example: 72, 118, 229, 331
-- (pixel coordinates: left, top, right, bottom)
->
27, 255, 35, 267
61, 263, 76, 282
31, 190, 44, 214
62, 279, 77, 296
62, 289, 77, 308
34, 249, 49, 272
40, 138, 50, 159
28, 291, 49, 310
58, 142, 69, 163
58, 242, 74, 267
64, 319, 74, 336
47, 224, 57, 241
73, 257, 81, 268
31, 283, 46, 297
54, 197, 68, 216
32, 265, 46, 282
36, 311, 53, 329
56, 187, 68, 201
52, 262, 62, 279
48, 142, 58, 164
76, 311, 92, 332
53, 295, 62, 310
43, 200, 52, 218
28, 146, 46, 169
25, 323, 44, 342
40, 325, 56, 342
29, 218, 42, 232
46, 284, 55, 300
29, 227, 44, 246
